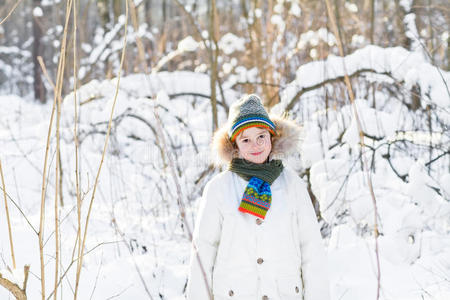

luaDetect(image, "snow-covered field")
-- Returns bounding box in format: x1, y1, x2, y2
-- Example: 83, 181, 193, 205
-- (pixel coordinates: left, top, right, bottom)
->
1, 46, 449, 299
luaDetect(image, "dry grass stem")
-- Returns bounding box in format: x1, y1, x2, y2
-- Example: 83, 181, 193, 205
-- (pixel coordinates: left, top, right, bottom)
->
325, 0, 381, 299
73, 0, 129, 298
0, 0, 23, 26
0, 159, 16, 269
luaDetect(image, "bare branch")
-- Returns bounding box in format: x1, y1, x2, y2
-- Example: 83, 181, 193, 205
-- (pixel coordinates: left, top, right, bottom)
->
285, 68, 393, 112
0, 265, 30, 300
0, 0, 23, 26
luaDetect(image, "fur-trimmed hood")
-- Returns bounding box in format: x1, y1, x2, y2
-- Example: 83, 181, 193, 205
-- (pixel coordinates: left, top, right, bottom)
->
211, 115, 303, 166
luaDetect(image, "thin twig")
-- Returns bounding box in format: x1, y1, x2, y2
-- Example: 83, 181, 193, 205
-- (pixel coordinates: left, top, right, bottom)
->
172, 0, 226, 117
128, 0, 148, 73
324, 1, 381, 299
0, 186, 39, 235
37, 56, 56, 90
0, 159, 16, 268
111, 218, 154, 299
38, 48, 56, 300
55, 1, 73, 299
46, 241, 120, 300
0, 0, 23, 26
152, 102, 213, 299
285, 68, 393, 112
405, 26, 450, 98
73, 1, 129, 298
38, 1, 74, 299
71, 0, 83, 293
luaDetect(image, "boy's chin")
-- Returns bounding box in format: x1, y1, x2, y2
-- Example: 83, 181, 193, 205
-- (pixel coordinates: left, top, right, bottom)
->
244, 155, 269, 164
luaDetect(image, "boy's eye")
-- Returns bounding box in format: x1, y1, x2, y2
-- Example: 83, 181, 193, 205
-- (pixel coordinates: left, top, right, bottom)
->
242, 139, 249, 143
259, 134, 266, 139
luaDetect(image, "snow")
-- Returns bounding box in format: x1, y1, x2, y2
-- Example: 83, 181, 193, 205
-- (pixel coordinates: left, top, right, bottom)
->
309, 48, 318, 59
42, 0, 61, 5
81, 42, 92, 53
156, 90, 170, 103
201, 30, 208, 39
273, 3, 283, 14
33, 7, 43, 17
177, 36, 198, 52
442, 31, 449, 43
441, 174, 450, 197
297, 28, 336, 50
270, 15, 285, 31
254, 8, 262, 18
194, 63, 208, 73
1, 44, 449, 300
351, 34, 365, 45
400, 0, 413, 11
270, 45, 449, 300
404, 13, 423, 54
222, 62, 233, 74
0, 268, 25, 289
274, 45, 450, 115
289, 3, 301, 17
344, 2, 358, 13
0, 46, 31, 58
218, 33, 245, 55
88, 21, 125, 65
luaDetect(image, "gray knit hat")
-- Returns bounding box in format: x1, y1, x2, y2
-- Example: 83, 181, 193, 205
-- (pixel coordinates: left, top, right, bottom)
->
228, 94, 276, 142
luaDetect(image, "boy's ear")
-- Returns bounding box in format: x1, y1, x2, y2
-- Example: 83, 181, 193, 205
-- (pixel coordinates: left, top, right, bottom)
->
231, 143, 239, 158
212, 125, 235, 165
232, 148, 240, 158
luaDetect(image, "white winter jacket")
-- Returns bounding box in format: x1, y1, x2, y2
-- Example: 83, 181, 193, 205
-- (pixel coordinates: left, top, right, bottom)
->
186, 116, 330, 300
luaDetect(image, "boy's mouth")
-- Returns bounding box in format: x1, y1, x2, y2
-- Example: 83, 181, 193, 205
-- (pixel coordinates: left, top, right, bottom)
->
250, 151, 263, 156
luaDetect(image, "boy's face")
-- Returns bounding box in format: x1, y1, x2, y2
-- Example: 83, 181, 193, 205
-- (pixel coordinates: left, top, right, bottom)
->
235, 127, 272, 164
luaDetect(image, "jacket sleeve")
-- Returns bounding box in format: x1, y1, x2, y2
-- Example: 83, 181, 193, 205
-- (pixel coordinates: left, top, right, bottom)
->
297, 182, 331, 300
186, 179, 222, 300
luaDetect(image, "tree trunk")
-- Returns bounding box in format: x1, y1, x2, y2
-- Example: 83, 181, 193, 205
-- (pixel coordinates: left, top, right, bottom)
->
447, 23, 450, 70
163, 0, 167, 25
158, 0, 167, 54
33, 0, 45, 103
249, 0, 276, 106
369, 0, 375, 44
145, 0, 152, 27
97, 0, 110, 29
113, 0, 121, 23
426, 0, 435, 64
208, 0, 219, 131
394, 0, 412, 49
333, 0, 347, 55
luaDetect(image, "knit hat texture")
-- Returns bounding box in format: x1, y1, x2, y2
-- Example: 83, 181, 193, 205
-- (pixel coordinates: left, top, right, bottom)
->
228, 94, 276, 142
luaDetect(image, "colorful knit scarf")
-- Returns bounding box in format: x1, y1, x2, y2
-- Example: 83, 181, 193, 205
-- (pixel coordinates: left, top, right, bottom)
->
228, 158, 284, 219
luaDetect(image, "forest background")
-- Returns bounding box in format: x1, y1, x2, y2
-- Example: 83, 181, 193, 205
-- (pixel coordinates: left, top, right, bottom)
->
0, 0, 449, 299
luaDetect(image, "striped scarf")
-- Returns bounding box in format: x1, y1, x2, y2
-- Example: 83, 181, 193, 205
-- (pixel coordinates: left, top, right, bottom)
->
228, 158, 284, 219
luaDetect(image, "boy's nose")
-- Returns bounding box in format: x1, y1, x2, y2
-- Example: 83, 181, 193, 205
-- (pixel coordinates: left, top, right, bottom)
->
252, 140, 262, 148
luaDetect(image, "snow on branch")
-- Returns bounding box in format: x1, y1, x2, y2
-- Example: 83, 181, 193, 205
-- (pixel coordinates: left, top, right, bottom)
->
275, 45, 450, 113
0, 265, 30, 300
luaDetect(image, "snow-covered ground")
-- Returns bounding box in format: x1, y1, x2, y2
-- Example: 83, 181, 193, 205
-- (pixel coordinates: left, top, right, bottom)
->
1, 46, 449, 299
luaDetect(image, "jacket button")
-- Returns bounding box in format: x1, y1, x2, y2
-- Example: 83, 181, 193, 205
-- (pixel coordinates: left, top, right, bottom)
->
295, 286, 299, 293
228, 289, 234, 296
257, 257, 264, 264
262, 296, 269, 300
256, 218, 263, 225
